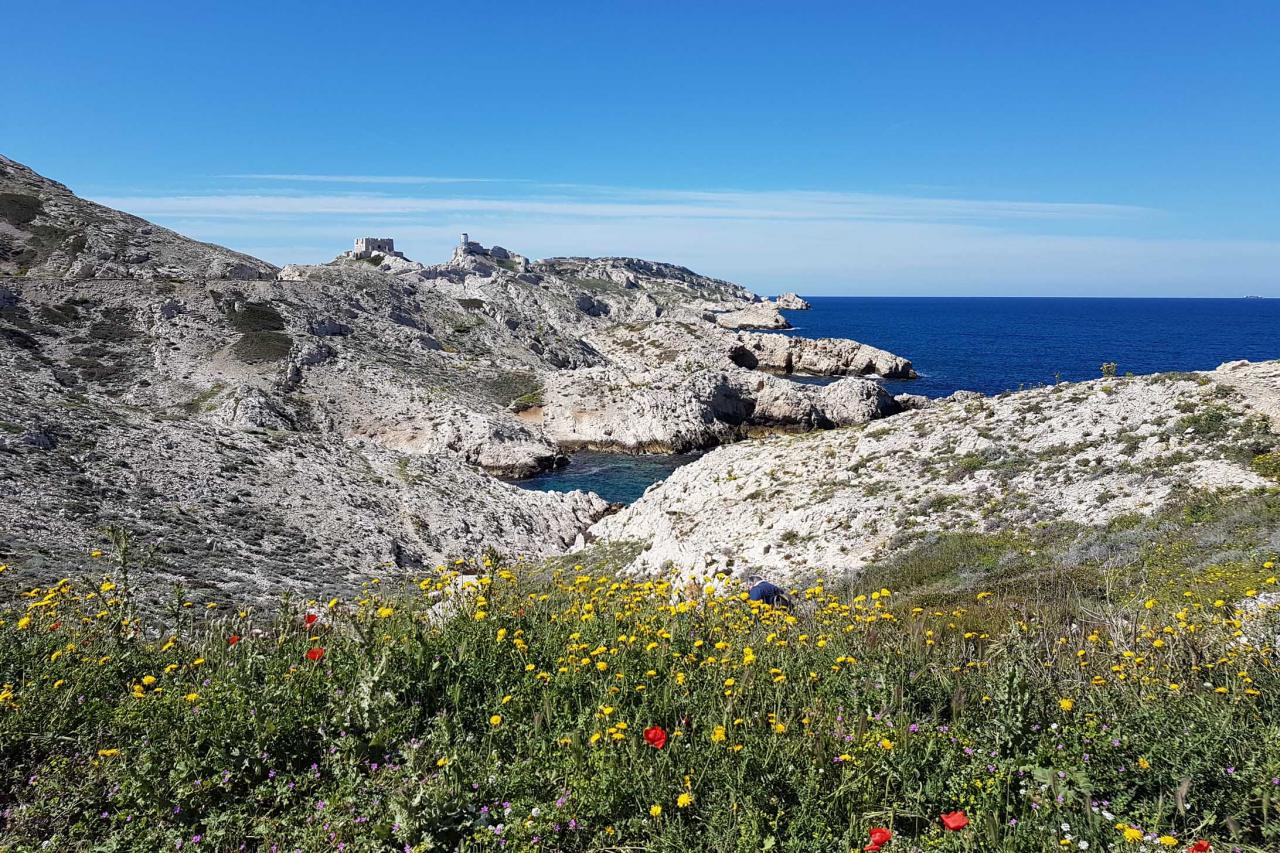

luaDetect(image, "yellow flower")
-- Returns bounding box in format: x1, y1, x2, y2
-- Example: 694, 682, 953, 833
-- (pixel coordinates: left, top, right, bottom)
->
183, 693, 199, 702
649, 804, 662, 817
677, 792, 693, 808
711, 725, 727, 743
97, 748, 120, 757
489, 714, 502, 727
52, 679, 65, 689
773, 722, 787, 734
1122, 826, 1143, 843
1157, 837, 1177, 847
1058, 698, 1074, 712
90, 549, 103, 559
596, 661, 608, 672
879, 738, 894, 750
376, 606, 394, 619
16, 616, 30, 630
141, 675, 156, 686
1137, 757, 1151, 770
100, 581, 115, 592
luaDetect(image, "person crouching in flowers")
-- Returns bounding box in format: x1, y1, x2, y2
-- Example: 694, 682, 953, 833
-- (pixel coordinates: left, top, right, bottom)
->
746, 576, 792, 609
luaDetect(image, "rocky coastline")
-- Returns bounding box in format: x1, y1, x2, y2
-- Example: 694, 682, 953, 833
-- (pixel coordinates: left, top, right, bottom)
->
5, 152, 1279, 603
1, 153, 917, 595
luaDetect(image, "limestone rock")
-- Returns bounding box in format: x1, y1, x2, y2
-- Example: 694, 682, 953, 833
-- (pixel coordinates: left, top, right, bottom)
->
714, 303, 791, 330
0, 155, 277, 281
585, 365, 1280, 582
731, 333, 916, 379
774, 292, 811, 310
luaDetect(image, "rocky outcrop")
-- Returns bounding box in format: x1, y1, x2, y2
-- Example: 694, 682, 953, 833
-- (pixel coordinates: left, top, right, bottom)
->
0, 373, 607, 602
0, 155, 277, 281
584, 362, 1280, 581
730, 333, 916, 378
0, 154, 923, 597
535, 366, 897, 453
774, 292, 811, 310
713, 303, 790, 330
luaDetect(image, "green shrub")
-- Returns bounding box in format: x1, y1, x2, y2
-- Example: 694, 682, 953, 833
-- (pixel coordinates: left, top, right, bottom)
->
232, 331, 292, 363
226, 301, 285, 333
1251, 451, 1280, 481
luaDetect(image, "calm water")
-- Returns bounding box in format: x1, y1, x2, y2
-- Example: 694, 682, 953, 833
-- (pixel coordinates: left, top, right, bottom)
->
519, 297, 1280, 500
786, 297, 1280, 398
514, 451, 704, 505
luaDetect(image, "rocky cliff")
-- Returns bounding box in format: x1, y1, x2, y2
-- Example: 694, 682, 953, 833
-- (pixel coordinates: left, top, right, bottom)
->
0, 155, 917, 595
584, 361, 1280, 581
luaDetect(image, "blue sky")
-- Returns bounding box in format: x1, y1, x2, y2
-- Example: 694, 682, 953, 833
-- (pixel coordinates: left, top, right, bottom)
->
4, 1, 1279, 295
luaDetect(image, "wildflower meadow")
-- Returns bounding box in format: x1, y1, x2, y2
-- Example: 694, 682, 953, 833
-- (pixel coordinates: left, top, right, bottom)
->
0, 526, 1277, 852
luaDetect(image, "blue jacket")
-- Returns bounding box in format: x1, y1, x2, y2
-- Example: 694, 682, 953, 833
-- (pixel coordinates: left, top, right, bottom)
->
748, 580, 790, 608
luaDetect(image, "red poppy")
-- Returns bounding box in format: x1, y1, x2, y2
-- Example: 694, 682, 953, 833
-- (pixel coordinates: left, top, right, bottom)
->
864, 826, 892, 851
643, 725, 668, 749
1188, 842, 1211, 853
940, 810, 969, 831
49, 621, 61, 631
228, 634, 240, 646
303, 614, 319, 627
305, 646, 325, 662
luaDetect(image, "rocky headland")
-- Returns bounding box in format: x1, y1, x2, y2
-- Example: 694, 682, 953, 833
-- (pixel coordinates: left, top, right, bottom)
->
0, 154, 915, 596
5, 153, 1279, 604
583, 360, 1280, 581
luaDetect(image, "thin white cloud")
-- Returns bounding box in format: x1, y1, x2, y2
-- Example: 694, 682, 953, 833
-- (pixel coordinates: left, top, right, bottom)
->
87, 180, 1280, 296
220, 174, 521, 185
95, 185, 1150, 223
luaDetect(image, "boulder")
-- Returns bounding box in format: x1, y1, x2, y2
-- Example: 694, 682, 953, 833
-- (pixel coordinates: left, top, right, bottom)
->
774, 292, 811, 310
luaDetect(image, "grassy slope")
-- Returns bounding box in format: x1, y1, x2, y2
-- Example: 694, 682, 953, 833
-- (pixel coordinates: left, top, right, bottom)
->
1, 494, 1278, 852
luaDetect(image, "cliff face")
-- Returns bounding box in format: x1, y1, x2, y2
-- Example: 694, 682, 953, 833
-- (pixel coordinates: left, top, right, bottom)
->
585, 361, 1280, 581
0, 155, 917, 596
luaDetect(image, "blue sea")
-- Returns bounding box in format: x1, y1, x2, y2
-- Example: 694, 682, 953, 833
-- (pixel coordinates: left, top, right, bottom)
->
518, 297, 1280, 503
784, 297, 1280, 399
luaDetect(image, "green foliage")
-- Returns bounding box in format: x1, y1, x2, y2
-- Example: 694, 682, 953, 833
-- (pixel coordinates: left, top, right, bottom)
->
1175, 404, 1233, 436
0, 192, 44, 227
1099, 362, 1118, 378
510, 387, 544, 411
1, 538, 1277, 852
232, 331, 292, 363
225, 301, 285, 333
1252, 452, 1280, 481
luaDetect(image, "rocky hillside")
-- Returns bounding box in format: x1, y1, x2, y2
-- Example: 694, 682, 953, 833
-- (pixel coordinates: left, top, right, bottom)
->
0, 155, 918, 596
0, 155, 277, 281
585, 360, 1280, 580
